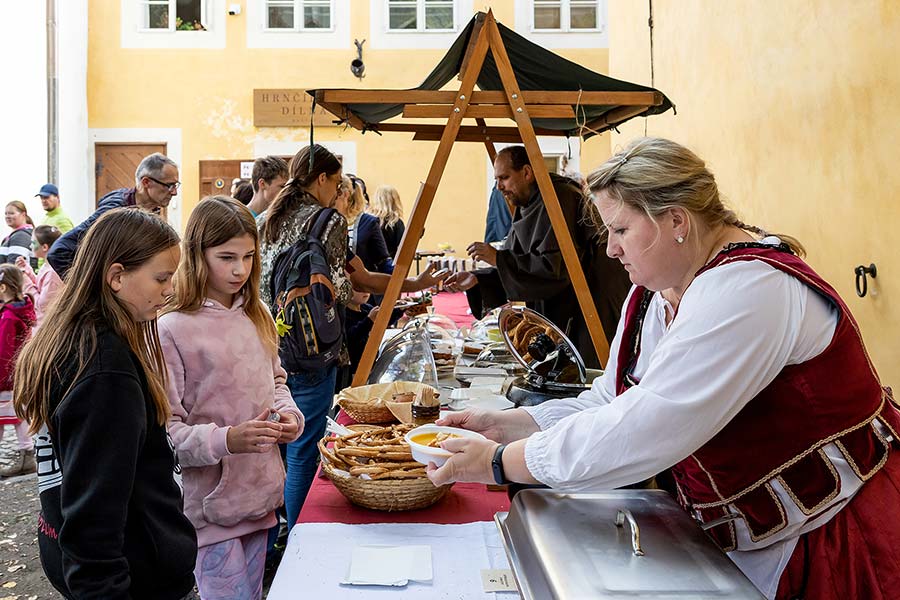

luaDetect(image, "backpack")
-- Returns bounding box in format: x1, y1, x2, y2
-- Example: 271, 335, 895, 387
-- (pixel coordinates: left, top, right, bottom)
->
269, 207, 343, 372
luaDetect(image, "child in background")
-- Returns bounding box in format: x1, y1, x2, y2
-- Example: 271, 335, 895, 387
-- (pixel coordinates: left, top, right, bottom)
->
13, 209, 197, 599
0, 264, 36, 477
17, 225, 64, 331
159, 196, 303, 600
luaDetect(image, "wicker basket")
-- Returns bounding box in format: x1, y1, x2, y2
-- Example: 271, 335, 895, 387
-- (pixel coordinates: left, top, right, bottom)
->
321, 461, 451, 511
337, 381, 437, 424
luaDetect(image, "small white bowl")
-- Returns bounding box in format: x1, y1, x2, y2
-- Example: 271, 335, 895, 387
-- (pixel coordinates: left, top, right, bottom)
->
404, 425, 486, 467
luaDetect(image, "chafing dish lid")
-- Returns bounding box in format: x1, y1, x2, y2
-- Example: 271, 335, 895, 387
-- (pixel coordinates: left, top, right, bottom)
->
495, 489, 764, 599
499, 306, 586, 385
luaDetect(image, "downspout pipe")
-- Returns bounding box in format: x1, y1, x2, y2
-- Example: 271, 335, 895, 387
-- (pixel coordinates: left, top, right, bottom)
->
47, 0, 59, 183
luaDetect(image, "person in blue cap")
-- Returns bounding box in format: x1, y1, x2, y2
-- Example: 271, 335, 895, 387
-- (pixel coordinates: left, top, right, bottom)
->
35, 184, 73, 234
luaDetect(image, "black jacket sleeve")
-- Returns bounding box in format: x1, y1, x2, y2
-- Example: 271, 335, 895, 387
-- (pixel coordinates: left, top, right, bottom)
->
48, 190, 127, 279
53, 371, 147, 600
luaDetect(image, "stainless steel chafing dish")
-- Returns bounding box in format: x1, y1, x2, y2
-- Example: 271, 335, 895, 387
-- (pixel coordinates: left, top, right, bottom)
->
495, 489, 764, 599
499, 306, 598, 406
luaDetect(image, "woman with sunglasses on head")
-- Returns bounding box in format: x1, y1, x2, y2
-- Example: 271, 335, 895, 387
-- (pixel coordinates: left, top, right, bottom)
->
47, 153, 182, 280
14, 208, 198, 600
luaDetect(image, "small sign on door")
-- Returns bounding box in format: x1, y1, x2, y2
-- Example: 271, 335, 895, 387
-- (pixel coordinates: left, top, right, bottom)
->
240, 161, 254, 179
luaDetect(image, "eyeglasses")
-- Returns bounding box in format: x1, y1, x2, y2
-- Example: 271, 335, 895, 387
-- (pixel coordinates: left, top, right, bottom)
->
146, 176, 181, 191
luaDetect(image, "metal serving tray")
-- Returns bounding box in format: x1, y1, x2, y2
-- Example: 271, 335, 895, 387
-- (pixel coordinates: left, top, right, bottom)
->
495, 489, 763, 599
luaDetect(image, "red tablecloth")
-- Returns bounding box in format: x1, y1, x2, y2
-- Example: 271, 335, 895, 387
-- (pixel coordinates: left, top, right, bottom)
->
299, 474, 510, 525
299, 408, 509, 525
431, 291, 475, 328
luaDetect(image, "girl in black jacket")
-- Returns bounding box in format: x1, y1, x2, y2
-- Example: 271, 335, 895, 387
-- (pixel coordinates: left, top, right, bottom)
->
13, 208, 198, 600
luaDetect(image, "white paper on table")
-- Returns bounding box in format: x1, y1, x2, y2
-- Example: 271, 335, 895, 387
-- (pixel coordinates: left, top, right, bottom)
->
448, 388, 514, 411
450, 387, 498, 400
342, 545, 433, 586
462, 395, 515, 411
467, 377, 507, 393
268, 521, 518, 599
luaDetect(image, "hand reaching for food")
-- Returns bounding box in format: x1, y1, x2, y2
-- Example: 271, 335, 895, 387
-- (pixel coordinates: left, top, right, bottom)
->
443, 271, 478, 293
414, 263, 450, 290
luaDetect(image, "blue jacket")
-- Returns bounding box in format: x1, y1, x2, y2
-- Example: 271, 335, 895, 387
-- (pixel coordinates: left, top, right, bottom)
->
484, 187, 512, 243
48, 187, 136, 279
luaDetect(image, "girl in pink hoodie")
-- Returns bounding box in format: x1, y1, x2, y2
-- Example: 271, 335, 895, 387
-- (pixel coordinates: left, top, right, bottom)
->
159, 196, 304, 600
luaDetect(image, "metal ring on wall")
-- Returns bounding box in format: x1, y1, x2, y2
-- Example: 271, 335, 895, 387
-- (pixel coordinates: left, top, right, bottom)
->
854, 263, 877, 298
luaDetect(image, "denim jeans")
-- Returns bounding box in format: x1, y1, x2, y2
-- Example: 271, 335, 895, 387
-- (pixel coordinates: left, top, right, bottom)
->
284, 366, 337, 531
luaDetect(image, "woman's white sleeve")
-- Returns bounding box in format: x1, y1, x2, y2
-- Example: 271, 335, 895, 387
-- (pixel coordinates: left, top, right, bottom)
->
524, 266, 809, 491
522, 287, 631, 430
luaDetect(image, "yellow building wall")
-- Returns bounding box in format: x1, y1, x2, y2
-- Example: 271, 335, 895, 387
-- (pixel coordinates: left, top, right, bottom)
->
609, 1, 900, 385
87, 0, 612, 256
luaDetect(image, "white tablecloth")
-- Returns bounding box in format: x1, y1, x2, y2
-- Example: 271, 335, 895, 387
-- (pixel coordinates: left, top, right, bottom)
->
267, 521, 519, 599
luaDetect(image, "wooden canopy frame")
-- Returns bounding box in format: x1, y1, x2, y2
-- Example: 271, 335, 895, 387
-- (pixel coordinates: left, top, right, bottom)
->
316, 11, 664, 387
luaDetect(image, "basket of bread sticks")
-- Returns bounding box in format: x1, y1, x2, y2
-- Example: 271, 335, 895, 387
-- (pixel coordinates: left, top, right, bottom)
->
317, 423, 452, 511
337, 381, 437, 424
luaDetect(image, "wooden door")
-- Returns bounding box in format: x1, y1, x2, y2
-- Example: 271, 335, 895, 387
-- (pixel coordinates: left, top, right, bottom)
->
199, 160, 245, 200
95, 142, 168, 219
198, 156, 296, 200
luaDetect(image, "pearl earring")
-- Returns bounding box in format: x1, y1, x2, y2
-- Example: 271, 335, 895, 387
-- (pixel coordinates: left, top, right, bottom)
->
676, 236, 685, 244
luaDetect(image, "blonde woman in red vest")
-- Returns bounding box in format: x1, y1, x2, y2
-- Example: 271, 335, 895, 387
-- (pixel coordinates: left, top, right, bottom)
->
428, 137, 900, 599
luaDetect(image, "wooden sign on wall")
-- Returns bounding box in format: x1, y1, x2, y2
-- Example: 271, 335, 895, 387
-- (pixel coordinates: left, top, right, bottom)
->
253, 89, 336, 127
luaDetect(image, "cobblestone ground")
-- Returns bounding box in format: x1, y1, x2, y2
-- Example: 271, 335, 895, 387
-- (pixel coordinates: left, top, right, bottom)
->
0, 430, 58, 599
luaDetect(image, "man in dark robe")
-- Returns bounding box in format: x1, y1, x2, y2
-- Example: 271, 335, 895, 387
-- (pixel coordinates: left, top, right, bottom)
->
446, 146, 630, 369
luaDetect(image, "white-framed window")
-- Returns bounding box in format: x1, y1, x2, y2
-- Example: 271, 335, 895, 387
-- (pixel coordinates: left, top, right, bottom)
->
123, 0, 225, 48
387, 0, 454, 32
532, 0, 601, 32
248, 0, 349, 49
370, 0, 472, 49
264, 0, 333, 31
138, 0, 208, 32
514, 0, 607, 49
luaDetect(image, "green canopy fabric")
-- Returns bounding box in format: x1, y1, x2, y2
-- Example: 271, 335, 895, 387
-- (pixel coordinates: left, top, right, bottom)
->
309, 13, 673, 137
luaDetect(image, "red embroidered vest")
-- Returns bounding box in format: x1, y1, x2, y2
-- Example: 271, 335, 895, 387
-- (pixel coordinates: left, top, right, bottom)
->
616, 244, 900, 551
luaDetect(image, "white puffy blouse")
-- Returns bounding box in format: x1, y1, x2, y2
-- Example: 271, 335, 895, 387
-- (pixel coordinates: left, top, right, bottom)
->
520, 246, 872, 598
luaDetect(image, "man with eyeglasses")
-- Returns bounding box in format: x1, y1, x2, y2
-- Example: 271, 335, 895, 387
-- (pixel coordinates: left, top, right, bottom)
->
47, 153, 180, 279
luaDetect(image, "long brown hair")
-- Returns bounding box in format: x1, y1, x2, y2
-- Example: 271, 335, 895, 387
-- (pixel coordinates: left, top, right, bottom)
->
263, 144, 341, 244
14, 209, 179, 433
164, 195, 277, 355
0, 264, 26, 302
586, 137, 805, 257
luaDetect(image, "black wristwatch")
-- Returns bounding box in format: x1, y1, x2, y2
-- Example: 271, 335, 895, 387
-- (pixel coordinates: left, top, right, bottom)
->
491, 443, 510, 485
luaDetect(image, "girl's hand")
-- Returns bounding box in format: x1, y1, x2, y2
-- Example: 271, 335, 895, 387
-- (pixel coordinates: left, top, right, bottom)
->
426, 437, 497, 486
226, 409, 282, 454
367, 305, 380, 322
275, 411, 303, 443
15, 257, 35, 281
